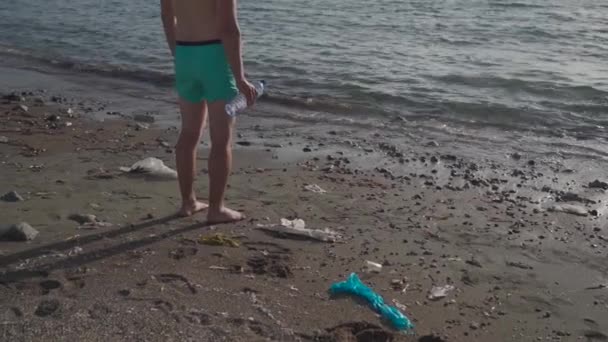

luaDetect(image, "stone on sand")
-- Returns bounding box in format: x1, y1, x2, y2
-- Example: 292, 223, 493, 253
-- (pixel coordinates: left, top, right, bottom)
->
0, 136, 8, 144
0, 222, 39, 241
1, 190, 24, 202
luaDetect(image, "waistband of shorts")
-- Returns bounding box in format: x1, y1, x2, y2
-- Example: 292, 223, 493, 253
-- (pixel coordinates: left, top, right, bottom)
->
176, 39, 222, 46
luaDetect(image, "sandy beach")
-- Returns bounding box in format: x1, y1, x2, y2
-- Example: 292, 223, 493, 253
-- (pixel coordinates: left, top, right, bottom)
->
1, 65, 608, 342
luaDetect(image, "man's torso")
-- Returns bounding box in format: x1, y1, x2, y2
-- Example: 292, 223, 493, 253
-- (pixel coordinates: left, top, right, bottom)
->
173, 0, 219, 41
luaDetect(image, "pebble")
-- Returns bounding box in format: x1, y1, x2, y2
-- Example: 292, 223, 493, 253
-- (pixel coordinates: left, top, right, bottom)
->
18, 104, 29, 112
1, 190, 24, 202
0, 222, 39, 241
426, 141, 440, 147
0, 136, 8, 144
470, 322, 480, 330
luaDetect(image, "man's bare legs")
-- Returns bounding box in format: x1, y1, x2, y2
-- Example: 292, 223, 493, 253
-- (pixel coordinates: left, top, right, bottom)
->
206, 101, 244, 223
176, 98, 209, 217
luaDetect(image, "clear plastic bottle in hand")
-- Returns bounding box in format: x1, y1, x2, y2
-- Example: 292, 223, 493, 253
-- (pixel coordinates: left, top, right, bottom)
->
225, 81, 265, 117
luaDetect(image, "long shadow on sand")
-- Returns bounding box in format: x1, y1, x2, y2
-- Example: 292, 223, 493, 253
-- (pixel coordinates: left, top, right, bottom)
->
0, 214, 210, 282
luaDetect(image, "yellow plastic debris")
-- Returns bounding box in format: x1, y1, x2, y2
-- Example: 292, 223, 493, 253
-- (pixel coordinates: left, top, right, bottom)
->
199, 233, 240, 248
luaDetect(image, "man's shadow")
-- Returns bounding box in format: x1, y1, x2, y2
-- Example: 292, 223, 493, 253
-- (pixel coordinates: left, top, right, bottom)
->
0, 214, 210, 283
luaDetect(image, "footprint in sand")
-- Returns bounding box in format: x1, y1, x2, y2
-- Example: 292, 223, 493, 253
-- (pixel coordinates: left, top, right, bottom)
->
34, 299, 61, 317
156, 273, 197, 294
3, 307, 23, 320
39, 279, 62, 294
243, 241, 293, 278
183, 310, 211, 325
151, 299, 181, 323
88, 303, 112, 320
319, 321, 394, 342
168, 247, 198, 260
585, 330, 608, 342
247, 255, 293, 278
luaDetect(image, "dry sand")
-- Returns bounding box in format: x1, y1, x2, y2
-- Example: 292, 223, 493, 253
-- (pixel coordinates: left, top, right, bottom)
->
1, 86, 607, 342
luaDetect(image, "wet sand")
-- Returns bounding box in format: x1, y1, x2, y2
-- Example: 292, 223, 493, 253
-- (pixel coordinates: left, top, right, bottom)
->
1, 76, 608, 342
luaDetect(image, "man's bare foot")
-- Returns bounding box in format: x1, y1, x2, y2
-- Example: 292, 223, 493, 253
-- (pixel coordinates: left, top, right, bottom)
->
207, 207, 245, 224
178, 200, 209, 217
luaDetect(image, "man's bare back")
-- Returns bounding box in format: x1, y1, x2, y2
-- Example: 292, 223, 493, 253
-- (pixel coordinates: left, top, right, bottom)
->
173, 0, 219, 42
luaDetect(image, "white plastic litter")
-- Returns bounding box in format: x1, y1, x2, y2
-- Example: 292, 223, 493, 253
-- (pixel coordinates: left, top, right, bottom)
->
257, 218, 341, 242
549, 204, 588, 217
303, 184, 327, 194
428, 284, 455, 301
363, 260, 383, 273
120, 157, 178, 180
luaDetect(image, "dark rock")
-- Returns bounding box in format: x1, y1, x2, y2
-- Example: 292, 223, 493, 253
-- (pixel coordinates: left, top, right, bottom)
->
430, 156, 439, 163
1, 190, 24, 202
46, 114, 60, 122
0, 222, 39, 241
236, 141, 252, 146
589, 180, 608, 190
527, 160, 536, 166
511, 152, 522, 160
506, 261, 533, 270
133, 114, 155, 123
303, 147, 312, 152
426, 141, 440, 147
4, 93, 25, 102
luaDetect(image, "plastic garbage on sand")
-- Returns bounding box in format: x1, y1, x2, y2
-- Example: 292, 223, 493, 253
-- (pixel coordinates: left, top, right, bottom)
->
363, 260, 383, 273
329, 273, 414, 331
303, 184, 327, 194
199, 233, 240, 247
119, 157, 178, 180
257, 218, 341, 242
428, 284, 455, 301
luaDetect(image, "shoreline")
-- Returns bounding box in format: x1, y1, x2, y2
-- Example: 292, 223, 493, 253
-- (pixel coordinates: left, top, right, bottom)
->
1, 63, 607, 341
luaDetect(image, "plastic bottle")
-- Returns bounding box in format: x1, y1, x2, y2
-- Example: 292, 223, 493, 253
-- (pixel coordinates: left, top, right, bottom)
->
225, 81, 265, 117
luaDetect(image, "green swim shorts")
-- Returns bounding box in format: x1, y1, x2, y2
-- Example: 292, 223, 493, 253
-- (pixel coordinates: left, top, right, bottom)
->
174, 40, 239, 103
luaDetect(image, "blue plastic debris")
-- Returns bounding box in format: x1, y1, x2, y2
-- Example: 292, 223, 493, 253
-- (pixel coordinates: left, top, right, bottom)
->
329, 273, 414, 331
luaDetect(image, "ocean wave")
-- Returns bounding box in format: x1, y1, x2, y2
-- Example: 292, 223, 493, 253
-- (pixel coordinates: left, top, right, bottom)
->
0, 45, 173, 87
490, 2, 547, 9
433, 74, 608, 100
